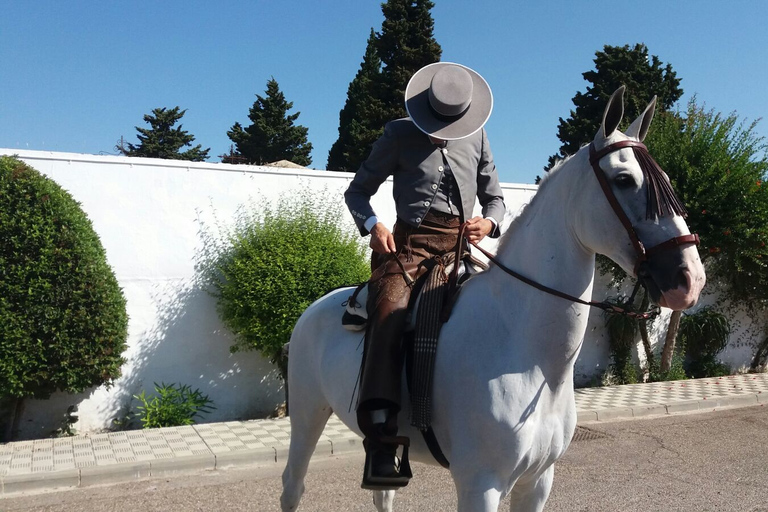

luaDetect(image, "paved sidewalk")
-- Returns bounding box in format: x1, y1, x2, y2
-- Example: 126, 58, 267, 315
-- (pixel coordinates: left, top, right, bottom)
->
1, 373, 766, 497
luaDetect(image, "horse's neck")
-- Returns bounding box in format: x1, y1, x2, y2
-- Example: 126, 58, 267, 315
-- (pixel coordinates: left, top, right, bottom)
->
482, 165, 596, 374
497, 169, 595, 302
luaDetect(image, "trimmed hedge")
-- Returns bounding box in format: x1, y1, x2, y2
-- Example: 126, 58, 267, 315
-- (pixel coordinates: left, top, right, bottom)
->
0, 156, 128, 399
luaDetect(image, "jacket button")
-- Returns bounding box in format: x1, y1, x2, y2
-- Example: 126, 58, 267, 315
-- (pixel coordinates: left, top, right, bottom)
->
416, 217, 422, 223
442, 148, 448, 154
438, 166, 444, 172
424, 200, 431, 206
431, 184, 438, 190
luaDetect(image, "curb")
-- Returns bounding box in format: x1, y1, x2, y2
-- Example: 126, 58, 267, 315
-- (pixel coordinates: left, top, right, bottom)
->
579, 393, 763, 423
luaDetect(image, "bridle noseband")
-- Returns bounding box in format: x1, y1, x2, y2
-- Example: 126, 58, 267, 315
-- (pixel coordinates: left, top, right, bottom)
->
588, 139, 699, 275
457, 139, 699, 320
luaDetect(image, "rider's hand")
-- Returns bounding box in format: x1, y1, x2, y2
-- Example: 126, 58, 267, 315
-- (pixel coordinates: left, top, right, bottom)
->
464, 216, 493, 243
370, 223, 396, 254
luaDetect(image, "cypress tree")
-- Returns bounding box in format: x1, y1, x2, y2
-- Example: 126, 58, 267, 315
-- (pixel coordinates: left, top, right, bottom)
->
327, 30, 384, 172
226, 78, 313, 167
376, 0, 442, 125
328, 0, 441, 172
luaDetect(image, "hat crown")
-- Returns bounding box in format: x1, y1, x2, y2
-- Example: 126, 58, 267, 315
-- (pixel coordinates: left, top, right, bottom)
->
428, 65, 473, 117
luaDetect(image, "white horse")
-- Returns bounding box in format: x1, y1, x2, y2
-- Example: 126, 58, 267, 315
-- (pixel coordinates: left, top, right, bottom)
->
280, 87, 706, 512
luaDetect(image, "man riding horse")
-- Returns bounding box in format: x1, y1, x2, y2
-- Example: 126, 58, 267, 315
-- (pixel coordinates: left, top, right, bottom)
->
344, 62, 506, 489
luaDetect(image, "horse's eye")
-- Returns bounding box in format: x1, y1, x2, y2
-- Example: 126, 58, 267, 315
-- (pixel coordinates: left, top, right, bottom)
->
614, 174, 636, 189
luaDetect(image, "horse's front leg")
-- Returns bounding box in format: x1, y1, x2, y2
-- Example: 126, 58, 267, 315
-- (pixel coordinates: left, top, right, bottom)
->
507, 465, 554, 512
372, 489, 396, 512
453, 469, 504, 512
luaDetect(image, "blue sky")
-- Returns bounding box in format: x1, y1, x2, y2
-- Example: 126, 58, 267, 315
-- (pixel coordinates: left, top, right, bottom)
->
1, 1, 765, 184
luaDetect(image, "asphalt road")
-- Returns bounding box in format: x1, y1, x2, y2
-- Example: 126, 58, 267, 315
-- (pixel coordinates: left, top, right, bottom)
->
2, 406, 768, 511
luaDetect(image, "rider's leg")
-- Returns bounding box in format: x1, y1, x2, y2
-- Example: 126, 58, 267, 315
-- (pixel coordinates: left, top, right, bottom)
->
356, 261, 413, 488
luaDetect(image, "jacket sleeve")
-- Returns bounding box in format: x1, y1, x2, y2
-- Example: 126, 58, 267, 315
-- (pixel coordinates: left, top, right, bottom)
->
344, 122, 400, 236
476, 129, 506, 238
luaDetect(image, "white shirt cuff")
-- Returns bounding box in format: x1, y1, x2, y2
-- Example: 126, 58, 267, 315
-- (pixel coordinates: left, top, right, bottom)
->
364, 216, 379, 233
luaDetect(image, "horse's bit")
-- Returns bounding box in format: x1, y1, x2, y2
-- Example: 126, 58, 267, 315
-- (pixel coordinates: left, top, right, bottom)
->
461, 139, 700, 320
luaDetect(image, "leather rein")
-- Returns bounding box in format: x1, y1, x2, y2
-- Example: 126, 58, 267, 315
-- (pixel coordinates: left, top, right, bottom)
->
455, 140, 700, 320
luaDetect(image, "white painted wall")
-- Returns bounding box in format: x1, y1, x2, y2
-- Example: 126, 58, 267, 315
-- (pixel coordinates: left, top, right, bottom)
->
1, 149, 759, 438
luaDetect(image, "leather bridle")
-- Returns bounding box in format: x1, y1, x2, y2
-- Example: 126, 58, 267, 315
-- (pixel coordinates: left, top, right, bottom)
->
588, 140, 699, 275
454, 139, 699, 320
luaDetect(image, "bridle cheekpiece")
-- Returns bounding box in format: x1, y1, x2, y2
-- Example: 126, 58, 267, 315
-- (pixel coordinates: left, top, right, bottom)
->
588, 139, 699, 275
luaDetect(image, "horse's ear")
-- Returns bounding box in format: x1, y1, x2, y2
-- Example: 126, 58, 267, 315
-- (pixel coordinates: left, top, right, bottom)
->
626, 95, 657, 142
598, 86, 625, 139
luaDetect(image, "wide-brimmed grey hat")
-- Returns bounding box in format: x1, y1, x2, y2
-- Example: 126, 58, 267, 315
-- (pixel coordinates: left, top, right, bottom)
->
405, 62, 493, 140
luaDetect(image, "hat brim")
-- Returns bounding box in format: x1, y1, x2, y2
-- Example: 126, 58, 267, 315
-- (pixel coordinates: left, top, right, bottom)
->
405, 62, 493, 140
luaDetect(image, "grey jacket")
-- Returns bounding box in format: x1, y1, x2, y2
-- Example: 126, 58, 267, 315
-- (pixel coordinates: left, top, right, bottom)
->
345, 118, 506, 237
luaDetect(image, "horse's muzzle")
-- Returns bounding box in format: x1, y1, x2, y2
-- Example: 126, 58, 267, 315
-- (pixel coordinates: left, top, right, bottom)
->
638, 248, 705, 311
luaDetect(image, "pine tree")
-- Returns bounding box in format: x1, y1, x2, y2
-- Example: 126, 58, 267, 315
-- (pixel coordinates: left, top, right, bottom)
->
226, 78, 313, 167
118, 107, 210, 161
546, 44, 682, 172
327, 0, 441, 172
327, 30, 384, 172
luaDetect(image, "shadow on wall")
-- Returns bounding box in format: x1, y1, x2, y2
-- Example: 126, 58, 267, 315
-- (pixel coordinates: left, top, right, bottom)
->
17, 276, 284, 439
121, 279, 285, 426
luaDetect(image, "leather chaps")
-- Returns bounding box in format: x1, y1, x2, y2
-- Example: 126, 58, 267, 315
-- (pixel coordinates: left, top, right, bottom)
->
356, 211, 463, 433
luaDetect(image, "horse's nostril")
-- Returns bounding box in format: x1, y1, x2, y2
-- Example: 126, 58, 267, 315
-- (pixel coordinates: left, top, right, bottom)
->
676, 268, 691, 290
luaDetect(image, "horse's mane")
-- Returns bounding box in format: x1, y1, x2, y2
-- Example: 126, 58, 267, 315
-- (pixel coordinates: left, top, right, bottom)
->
495, 150, 578, 254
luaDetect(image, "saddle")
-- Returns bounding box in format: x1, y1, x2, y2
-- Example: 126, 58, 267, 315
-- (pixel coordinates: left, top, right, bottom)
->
341, 256, 482, 333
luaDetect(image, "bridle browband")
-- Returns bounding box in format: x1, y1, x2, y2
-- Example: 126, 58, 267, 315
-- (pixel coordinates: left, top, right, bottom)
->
453, 139, 699, 320
588, 139, 699, 275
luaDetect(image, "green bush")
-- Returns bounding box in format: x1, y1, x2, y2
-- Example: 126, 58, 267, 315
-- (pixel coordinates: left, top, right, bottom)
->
678, 307, 731, 378
134, 382, 215, 428
0, 156, 128, 399
648, 353, 688, 382
198, 190, 370, 378
603, 297, 640, 385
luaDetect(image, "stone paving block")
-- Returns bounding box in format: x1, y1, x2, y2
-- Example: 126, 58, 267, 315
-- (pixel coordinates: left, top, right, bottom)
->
150, 453, 216, 477
80, 461, 151, 487
216, 447, 276, 469
576, 410, 598, 423
73, 449, 96, 468
595, 407, 634, 421
702, 394, 759, 409
631, 404, 668, 418
331, 436, 362, 455
1, 468, 80, 496
8, 453, 33, 475
311, 440, 333, 459
665, 399, 701, 414
274, 444, 289, 464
